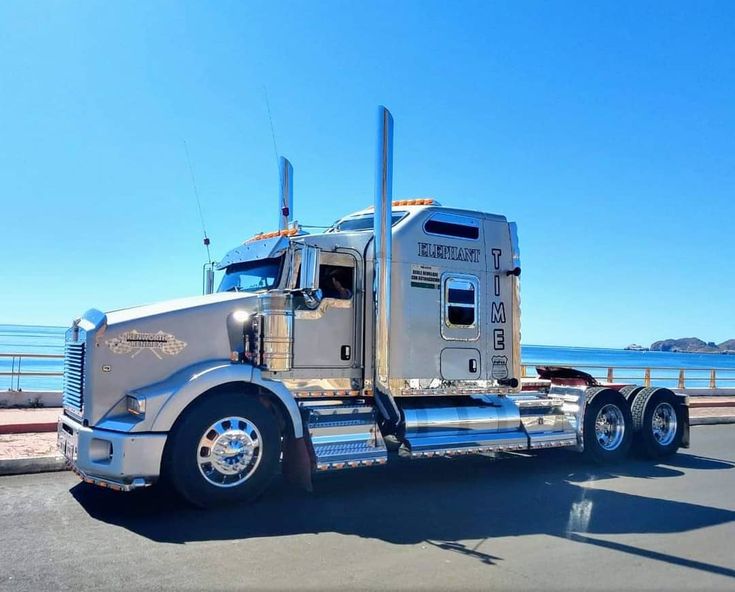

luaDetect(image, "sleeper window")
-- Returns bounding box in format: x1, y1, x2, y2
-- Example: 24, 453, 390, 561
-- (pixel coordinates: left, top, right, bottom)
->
441, 275, 480, 341
446, 278, 476, 326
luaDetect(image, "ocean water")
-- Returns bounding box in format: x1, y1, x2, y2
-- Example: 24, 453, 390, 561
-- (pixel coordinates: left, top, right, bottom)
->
2, 324, 735, 391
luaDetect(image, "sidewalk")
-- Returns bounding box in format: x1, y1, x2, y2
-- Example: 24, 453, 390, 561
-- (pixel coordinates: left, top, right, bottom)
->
1, 400, 734, 477
0, 408, 60, 434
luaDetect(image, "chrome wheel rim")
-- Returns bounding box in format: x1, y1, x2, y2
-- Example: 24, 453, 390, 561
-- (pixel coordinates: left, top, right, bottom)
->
197, 416, 262, 488
651, 402, 677, 446
595, 404, 625, 451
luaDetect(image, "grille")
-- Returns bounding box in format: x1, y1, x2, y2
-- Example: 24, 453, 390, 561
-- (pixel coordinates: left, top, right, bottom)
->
63, 342, 85, 414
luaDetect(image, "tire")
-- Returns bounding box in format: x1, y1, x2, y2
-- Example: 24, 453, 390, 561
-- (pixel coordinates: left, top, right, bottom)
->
619, 384, 643, 403
582, 387, 633, 463
162, 392, 281, 508
630, 387, 684, 458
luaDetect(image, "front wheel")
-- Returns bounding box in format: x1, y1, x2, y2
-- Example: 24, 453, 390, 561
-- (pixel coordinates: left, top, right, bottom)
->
163, 392, 281, 508
583, 387, 633, 463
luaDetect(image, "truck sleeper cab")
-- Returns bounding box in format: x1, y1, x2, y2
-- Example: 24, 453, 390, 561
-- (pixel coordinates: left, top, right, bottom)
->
58, 107, 689, 507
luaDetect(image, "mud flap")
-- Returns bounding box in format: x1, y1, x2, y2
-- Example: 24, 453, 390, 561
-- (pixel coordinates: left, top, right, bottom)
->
681, 402, 690, 448
282, 436, 315, 492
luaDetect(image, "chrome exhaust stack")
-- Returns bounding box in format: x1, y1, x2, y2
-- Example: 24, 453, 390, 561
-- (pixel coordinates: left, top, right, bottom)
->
372, 106, 401, 429
374, 106, 393, 395
278, 156, 293, 230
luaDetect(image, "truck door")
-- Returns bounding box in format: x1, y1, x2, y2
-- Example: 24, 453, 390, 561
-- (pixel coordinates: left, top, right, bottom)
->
292, 251, 358, 369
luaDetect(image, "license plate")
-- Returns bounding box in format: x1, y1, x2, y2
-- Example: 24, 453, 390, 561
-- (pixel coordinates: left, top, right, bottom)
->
58, 424, 78, 462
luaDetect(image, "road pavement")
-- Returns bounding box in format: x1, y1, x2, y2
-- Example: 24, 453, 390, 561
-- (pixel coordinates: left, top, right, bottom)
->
1, 425, 734, 591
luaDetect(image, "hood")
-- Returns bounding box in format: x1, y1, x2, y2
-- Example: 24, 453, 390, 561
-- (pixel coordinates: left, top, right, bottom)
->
106, 291, 251, 326
78, 291, 260, 426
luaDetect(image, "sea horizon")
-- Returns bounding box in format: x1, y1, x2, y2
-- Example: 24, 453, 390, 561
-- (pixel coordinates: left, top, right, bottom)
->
3, 323, 735, 393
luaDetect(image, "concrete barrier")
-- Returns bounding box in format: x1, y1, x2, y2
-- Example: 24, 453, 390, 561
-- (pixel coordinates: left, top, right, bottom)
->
0, 390, 62, 408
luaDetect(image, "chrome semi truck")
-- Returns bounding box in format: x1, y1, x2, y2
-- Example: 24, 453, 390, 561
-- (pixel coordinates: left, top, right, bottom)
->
58, 107, 689, 507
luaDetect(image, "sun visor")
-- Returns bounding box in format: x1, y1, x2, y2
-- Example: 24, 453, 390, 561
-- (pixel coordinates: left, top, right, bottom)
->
217, 236, 291, 269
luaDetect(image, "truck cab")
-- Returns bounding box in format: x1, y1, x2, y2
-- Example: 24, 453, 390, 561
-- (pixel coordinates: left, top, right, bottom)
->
57, 107, 688, 507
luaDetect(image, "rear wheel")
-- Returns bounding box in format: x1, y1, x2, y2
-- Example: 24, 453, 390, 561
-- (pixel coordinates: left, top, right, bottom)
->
163, 392, 281, 508
630, 387, 684, 458
583, 387, 633, 463
620, 384, 643, 403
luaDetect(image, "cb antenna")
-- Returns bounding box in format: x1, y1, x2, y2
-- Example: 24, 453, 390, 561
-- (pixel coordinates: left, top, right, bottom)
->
183, 139, 213, 264
263, 87, 287, 222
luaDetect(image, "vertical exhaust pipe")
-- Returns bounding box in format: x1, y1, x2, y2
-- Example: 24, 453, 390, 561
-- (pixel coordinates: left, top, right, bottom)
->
373, 106, 401, 429
374, 106, 393, 392
278, 157, 293, 230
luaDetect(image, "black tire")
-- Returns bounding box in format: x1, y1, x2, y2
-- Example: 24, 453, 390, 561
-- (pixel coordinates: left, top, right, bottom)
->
630, 387, 685, 458
619, 384, 643, 403
162, 392, 281, 508
582, 387, 633, 463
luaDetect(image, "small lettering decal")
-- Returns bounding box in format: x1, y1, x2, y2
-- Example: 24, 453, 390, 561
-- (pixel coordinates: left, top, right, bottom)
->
491, 355, 509, 380
106, 330, 187, 360
410, 264, 441, 289
491, 302, 506, 323
418, 242, 481, 263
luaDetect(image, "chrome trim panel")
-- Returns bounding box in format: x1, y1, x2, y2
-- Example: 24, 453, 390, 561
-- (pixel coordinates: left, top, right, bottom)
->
508, 222, 522, 392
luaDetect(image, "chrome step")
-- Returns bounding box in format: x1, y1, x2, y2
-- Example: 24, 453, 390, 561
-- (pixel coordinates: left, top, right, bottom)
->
302, 403, 387, 471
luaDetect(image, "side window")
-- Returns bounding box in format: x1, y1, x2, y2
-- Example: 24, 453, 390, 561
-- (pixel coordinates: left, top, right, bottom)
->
442, 274, 480, 340
424, 213, 480, 240
319, 264, 354, 299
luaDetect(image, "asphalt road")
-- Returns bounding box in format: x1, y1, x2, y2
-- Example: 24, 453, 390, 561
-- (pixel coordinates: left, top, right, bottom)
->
1, 426, 734, 592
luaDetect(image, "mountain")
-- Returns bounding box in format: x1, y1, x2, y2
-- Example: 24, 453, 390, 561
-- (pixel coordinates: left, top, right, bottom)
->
650, 337, 734, 354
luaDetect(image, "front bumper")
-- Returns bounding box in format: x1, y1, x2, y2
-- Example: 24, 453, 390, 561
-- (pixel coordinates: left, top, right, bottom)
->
58, 413, 167, 491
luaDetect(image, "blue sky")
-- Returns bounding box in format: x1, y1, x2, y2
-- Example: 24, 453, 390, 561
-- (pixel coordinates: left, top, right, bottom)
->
1, 1, 733, 347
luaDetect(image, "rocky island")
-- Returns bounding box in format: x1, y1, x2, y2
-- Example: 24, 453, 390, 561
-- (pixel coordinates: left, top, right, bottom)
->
648, 337, 735, 354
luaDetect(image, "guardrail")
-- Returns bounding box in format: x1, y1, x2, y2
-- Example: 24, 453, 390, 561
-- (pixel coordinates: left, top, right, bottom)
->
0, 353, 64, 391
521, 363, 735, 389
2, 352, 735, 392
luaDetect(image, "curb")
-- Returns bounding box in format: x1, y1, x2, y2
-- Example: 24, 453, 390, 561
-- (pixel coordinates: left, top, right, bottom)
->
0, 455, 68, 476
690, 416, 735, 426
0, 422, 57, 435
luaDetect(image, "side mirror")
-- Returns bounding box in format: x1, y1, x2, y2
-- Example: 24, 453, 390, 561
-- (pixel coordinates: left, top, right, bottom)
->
299, 245, 320, 292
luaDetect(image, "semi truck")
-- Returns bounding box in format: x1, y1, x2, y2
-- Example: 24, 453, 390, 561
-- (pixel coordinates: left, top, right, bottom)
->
57, 107, 689, 507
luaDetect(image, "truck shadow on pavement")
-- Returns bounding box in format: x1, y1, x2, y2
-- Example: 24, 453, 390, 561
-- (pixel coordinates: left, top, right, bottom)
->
71, 448, 735, 577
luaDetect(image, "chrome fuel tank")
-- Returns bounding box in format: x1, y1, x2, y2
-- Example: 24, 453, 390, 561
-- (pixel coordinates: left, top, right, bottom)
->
257, 292, 294, 372
402, 395, 525, 453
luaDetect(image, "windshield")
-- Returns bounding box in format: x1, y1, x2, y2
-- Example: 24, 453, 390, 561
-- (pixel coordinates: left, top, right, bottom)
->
329, 212, 407, 232
218, 257, 283, 293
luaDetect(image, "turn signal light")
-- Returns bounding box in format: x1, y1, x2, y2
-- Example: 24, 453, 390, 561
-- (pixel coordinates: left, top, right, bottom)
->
246, 227, 300, 243
392, 198, 435, 206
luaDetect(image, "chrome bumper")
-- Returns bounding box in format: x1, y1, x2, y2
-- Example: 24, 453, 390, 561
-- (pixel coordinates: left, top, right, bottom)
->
58, 413, 167, 491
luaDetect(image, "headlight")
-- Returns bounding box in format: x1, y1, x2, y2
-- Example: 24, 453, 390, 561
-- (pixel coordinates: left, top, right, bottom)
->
126, 394, 146, 417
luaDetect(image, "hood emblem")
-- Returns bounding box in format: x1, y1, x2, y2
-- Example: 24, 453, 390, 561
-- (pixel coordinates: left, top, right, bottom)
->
106, 330, 187, 359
